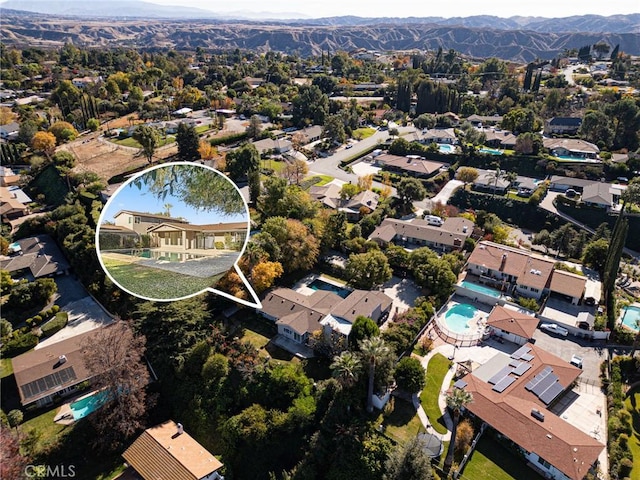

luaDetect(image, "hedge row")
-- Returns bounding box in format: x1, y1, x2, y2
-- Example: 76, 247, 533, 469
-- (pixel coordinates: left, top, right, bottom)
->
41, 312, 69, 337
209, 131, 248, 146
2, 333, 38, 357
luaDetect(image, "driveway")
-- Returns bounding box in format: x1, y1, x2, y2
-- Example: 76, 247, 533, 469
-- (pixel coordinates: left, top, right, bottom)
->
381, 276, 422, 317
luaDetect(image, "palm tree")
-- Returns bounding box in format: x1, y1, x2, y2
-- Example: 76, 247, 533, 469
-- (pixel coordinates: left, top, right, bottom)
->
330, 351, 362, 388
359, 336, 390, 413
163, 203, 172, 217
487, 167, 504, 198
443, 388, 474, 471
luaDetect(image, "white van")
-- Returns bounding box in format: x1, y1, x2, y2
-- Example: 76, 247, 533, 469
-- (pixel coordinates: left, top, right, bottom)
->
425, 215, 444, 226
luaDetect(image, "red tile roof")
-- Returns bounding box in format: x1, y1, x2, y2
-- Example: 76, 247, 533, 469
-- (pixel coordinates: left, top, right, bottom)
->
487, 306, 539, 339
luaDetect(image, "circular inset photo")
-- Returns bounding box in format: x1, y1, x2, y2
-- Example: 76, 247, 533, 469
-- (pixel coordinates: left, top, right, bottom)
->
96, 162, 250, 301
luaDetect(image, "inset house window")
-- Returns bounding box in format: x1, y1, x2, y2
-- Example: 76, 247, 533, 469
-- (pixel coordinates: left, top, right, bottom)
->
134, 217, 141, 224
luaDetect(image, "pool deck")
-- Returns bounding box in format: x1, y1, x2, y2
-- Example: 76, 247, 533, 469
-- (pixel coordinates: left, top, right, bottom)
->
435, 296, 493, 343
293, 273, 350, 296
620, 303, 640, 332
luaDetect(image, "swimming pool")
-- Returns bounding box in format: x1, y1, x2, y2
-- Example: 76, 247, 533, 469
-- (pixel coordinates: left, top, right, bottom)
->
106, 249, 208, 262
309, 278, 352, 299
460, 280, 501, 298
621, 306, 640, 332
443, 303, 479, 334
438, 144, 455, 154
555, 155, 600, 163
479, 148, 503, 155
70, 390, 110, 420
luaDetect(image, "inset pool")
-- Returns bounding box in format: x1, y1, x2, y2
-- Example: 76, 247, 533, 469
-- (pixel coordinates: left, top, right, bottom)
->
70, 390, 110, 420
479, 148, 503, 155
438, 144, 455, 154
106, 249, 209, 262
309, 279, 352, 299
444, 303, 479, 334
460, 280, 501, 298
621, 306, 640, 332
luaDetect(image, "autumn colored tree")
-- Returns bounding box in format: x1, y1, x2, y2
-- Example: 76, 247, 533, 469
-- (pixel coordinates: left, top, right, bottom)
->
357, 174, 374, 191
48, 121, 78, 143
251, 261, 284, 293
0, 427, 28, 480
456, 166, 479, 186
0, 106, 16, 125
198, 140, 217, 160
282, 159, 309, 185
261, 217, 320, 273
32, 131, 56, 159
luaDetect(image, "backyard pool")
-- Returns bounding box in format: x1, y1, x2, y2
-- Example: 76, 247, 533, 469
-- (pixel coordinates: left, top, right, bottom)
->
443, 303, 480, 334
555, 155, 600, 163
309, 278, 352, 299
621, 306, 640, 332
105, 249, 209, 262
479, 147, 503, 155
438, 143, 455, 154
460, 280, 501, 298
70, 390, 110, 421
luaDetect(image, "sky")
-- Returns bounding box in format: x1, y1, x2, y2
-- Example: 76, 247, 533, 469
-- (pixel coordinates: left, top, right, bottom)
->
146, 0, 639, 18
101, 181, 248, 225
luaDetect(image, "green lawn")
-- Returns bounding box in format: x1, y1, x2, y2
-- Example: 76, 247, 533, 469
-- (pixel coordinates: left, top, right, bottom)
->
195, 125, 210, 134
352, 127, 376, 140
102, 257, 223, 300
625, 386, 640, 480
1, 357, 14, 379
378, 398, 425, 444
111, 135, 175, 148
420, 353, 451, 434
463, 434, 544, 480
303, 174, 334, 186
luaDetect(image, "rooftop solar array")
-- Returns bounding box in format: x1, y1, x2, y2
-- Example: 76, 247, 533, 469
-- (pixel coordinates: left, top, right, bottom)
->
492, 375, 516, 393
510, 345, 531, 360
539, 382, 565, 405
524, 366, 566, 405
488, 366, 513, 385
513, 362, 532, 376
532, 372, 558, 396
521, 352, 535, 362
525, 366, 553, 391
509, 359, 523, 368
20, 367, 77, 401
454, 379, 468, 389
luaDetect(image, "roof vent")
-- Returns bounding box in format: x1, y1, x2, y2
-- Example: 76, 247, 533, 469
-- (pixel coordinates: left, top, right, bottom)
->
463, 226, 468, 233
58, 355, 67, 365
531, 409, 545, 422
176, 423, 184, 435
546, 433, 552, 439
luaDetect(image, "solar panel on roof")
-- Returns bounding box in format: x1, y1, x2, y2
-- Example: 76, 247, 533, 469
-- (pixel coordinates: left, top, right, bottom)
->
532, 373, 558, 396
20, 367, 77, 401
521, 352, 535, 362
488, 366, 514, 385
539, 382, 565, 405
513, 363, 532, 376
525, 366, 552, 390
492, 375, 516, 393
454, 379, 467, 389
510, 346, 531, 359
509, 360, 523, 368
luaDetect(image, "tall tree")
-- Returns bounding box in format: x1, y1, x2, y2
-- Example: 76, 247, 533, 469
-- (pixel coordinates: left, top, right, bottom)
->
384, 435, 434, 480
345, 250, 392, 289
359, 336, 390, 413
133, 125, 161, 164
396, 177, 426, 210
443, 388, 474, 471
82, 322, 152, 450
176, 122, 200, 162
246, 114, 262, 139
349, 316, 380, 350
330, 351, 362, 388
226, 143, 260, 181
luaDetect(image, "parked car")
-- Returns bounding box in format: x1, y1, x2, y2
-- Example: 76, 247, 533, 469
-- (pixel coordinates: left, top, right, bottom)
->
570, 355, 583, 368
540, 323, 569, 337
425, 215, 444, 227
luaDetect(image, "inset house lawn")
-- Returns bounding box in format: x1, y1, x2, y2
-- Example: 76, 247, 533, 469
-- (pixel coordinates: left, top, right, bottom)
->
462, 434, 544, 480
378, 398, 425, 444
102, 257, 224, 299
420, 353, 452, 434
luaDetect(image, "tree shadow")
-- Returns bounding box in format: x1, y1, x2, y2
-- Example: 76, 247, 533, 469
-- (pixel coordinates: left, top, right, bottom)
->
384, 398, 416, 427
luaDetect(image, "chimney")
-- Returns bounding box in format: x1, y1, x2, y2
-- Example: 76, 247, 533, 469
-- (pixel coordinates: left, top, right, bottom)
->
176, 423, 184, 435
500, 253, 507, 271
58, 355, 67, 365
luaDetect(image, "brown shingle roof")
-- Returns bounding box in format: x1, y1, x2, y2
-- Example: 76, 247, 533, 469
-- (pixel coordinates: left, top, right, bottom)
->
369, 217, 472, 248
113, 210, 189, 223
487, 306, 539, 339
376, 153, 447, 176
331, 290, 393, 323
122, 420, 223, 480
0, 235, 70, 278
147, 222, 247, 233
549, 270, 587, 299
462, 345, 603, 480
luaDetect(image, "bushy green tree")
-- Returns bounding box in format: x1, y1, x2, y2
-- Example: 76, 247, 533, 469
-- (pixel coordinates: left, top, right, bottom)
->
394, 356, 426, 394
345, 250, 392, 289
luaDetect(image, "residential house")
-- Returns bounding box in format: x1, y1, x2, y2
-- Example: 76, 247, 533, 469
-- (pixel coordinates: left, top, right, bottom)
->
480, 128, 517, 149
466, 114, 503, 126
309, 184, 379, 220
260, 287, 392, 353
512, 176, 540, 197
122, 420, 224, 480
458, 343, 604, 480
146, 222, 248, 250
0, 166, 21, 186
0, 122, 19, 141
374, 153, 448, 178
309, 183, 342, 209
12, 328, 101, 407
548, 176, 598, 193
297, 125, 323, 145
368, 217, 473, 252
419, 128, 457, 144
543, 138, 599, 159
113, 210, 189, 236
98, 224, 140, 248
548, 270, 587, 306
544, 117, 582, 136
0, 234, 70, 278
472, 169, 511, 194
252, 137, 292, 156
71, 76, 103, 88
0, 185, 31, 220
466, 241, 558, 301
486, 305, 539, 345
580, 182, 624, 210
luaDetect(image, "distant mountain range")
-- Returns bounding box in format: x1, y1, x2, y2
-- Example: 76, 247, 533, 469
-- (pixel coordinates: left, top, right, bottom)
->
1, 1, 639, 62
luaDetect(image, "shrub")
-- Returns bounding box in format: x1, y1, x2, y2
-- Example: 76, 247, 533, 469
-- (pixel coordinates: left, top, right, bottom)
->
2, 332, 38, 357
41, 312, 68, 337
394, 356, 426, 394
51, 305, 60, 314
215, 241, 225, 249
517, 297, 540, 312
455, 419, 475, 455
32, 315, 43, 326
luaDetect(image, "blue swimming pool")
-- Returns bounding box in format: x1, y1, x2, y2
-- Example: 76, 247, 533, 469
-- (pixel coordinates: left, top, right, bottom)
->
444, 303, 479, 334
621, 306, 640, 332
309, 279, 352, 299
479, 148, 503, 155
460, 280, 501, 298
107, 249, 207, 262
70, 390, 110, 420
438, 144, 455, 154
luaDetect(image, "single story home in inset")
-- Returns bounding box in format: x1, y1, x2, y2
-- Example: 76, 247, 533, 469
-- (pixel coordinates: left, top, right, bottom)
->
147, 222, 248, 251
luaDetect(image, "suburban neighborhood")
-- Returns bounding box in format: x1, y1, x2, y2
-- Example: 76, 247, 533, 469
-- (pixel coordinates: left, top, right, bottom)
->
0, 4, 639, 480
